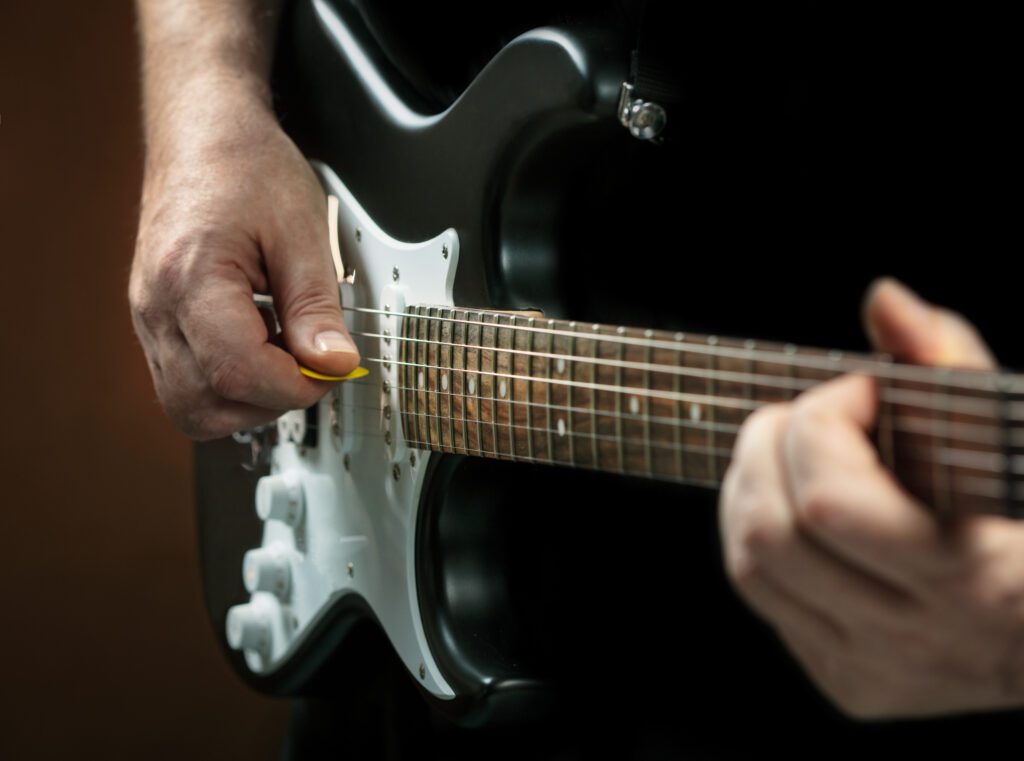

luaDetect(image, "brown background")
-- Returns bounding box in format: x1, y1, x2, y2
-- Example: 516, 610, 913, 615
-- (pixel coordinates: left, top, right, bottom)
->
0, 4, 289, 758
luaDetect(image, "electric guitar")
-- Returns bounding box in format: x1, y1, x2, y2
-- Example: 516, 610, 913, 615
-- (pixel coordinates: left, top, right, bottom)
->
195, 0, 1024, 727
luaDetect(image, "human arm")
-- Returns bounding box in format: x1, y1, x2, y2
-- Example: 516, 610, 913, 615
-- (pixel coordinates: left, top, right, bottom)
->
129, 0, 359, 439
719, 279, 1024, 718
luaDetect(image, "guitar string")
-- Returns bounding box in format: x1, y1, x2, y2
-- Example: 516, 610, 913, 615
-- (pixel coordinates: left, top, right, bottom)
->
315, 393, 1015, 494
351, 328, 1013, 419
354, 378, 1018, 448
357, 354, 1006, 421
356, 381, 1021, 476
341, 305, 1016, 394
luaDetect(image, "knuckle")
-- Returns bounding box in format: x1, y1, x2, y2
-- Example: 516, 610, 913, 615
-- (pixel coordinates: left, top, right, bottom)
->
208, 353, 254, 401
795, 480, 841, 532
280, 284, 341, 321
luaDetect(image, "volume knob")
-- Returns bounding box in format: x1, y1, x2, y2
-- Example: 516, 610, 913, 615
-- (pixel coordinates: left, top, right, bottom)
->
255, 472, 304, 525
242, 547, 291, 597
225, 603, 272, 654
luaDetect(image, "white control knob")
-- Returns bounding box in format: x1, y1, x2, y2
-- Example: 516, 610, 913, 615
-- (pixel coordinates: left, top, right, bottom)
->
225, 603, 272, 653
242, 547, 291, 597
255, 472, 304, 525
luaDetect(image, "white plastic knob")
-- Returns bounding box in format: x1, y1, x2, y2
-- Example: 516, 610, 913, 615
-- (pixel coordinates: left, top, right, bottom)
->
255, 472, 304, 525
243, 547, 291, 597
225, 603, 272, 653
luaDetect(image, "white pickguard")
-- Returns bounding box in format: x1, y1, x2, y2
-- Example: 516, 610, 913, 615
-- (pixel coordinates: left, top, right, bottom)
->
225, 161, 458, 699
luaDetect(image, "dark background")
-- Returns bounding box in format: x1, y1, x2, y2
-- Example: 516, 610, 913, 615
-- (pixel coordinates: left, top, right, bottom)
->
2, 1, 1022, 759
0, 4, 287, 759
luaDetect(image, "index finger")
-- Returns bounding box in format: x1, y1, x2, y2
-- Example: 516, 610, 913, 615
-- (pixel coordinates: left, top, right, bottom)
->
783, 374, 946, 588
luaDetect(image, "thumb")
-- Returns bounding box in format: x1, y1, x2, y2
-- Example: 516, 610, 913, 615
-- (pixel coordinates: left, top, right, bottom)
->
861, 278, 995, 370
268, 227, 360, 377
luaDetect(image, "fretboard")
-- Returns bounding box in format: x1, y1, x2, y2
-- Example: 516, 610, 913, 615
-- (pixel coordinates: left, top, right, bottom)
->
393, 305, 1024, 519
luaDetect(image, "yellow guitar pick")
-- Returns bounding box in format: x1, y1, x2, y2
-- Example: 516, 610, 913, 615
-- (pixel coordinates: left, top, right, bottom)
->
299, 365, 370, 382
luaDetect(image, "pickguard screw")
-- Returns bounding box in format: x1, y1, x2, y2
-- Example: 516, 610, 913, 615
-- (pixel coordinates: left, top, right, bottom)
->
442, 244, 449, 259
392, 464, 400, 481
346, 562, 354, 578
418, 663, 426, 680
392, 267, 399, 282
343, 453, 351, 471
355, 228, 362, 242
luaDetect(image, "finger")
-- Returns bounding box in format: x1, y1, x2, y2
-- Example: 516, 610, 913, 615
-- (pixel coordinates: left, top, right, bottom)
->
155, 331, 288, 439
734, 568, 848, 651
178, 259, 332, 411
263, 194, 360, 377
784, 374, 946, 588
862, 278, 996, 369
723, 405, 914, 633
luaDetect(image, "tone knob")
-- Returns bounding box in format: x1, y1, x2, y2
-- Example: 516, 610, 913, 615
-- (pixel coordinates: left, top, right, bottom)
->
225, 603, 272, 654
242, 547, 291, 597
255, 472, 304, 525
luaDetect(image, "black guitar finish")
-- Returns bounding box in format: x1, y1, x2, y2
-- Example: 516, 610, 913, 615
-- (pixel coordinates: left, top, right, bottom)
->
197, 0, 1024, 752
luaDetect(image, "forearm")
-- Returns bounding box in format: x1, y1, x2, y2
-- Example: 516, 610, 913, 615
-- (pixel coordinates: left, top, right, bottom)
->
135, 0, 283, 166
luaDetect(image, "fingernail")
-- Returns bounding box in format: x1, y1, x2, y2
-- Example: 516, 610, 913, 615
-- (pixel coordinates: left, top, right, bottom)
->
314, 330, 357, 354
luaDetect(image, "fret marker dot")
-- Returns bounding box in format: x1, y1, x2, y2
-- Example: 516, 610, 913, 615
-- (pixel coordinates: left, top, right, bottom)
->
468, 375, 477, 395
557, 418, 567, 437
417, 371, 425, 389
556, 358, 566, 374
441, 373, 448, 391
690, 404, 702, 422
499, 380, 507, 398
629, 396, 640, 415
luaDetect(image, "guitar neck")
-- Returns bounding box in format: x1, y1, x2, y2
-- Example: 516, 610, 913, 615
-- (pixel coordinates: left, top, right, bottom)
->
392, 305, 1024, 519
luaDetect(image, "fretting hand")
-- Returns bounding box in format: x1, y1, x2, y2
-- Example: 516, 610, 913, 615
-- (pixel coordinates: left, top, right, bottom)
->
719, 278, 1024, 718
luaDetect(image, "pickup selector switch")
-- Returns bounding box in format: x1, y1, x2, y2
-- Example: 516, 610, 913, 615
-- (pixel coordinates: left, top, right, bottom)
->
255, 472, 304, 525
242, 547, 291, 597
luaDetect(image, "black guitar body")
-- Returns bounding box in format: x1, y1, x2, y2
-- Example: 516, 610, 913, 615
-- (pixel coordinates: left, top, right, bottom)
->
196, 1, 1024, 757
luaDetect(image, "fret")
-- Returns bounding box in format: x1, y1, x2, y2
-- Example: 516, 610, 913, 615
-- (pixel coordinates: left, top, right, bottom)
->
567, 324, 596, 470
416, 307, 431, 449
649, 341, 677, 479
707, 336, 718, 483
593, 328, 619, 470
673, 332, 685, 481
614, 333, 625, 474
442, 308, 456, 452
566, 325, 576, 466
619, 327, 647, 477
486, 313, 501, 458
503, 315, 517, 461
469, 313, 484, 457
428, 307, 443, 450
452, 310, 468, 454
525, 318, 536, 462
548, 326, 572, 465
544, 321, 555, 464
679, 338, 711, 483
590, 325, 600, 469
642, 335, 652, 476
400, 307, 412, 447
713, 337, 754, 477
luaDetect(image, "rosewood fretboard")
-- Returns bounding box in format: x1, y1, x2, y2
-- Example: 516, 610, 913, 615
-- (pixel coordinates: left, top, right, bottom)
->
389, 305, 1024, 519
